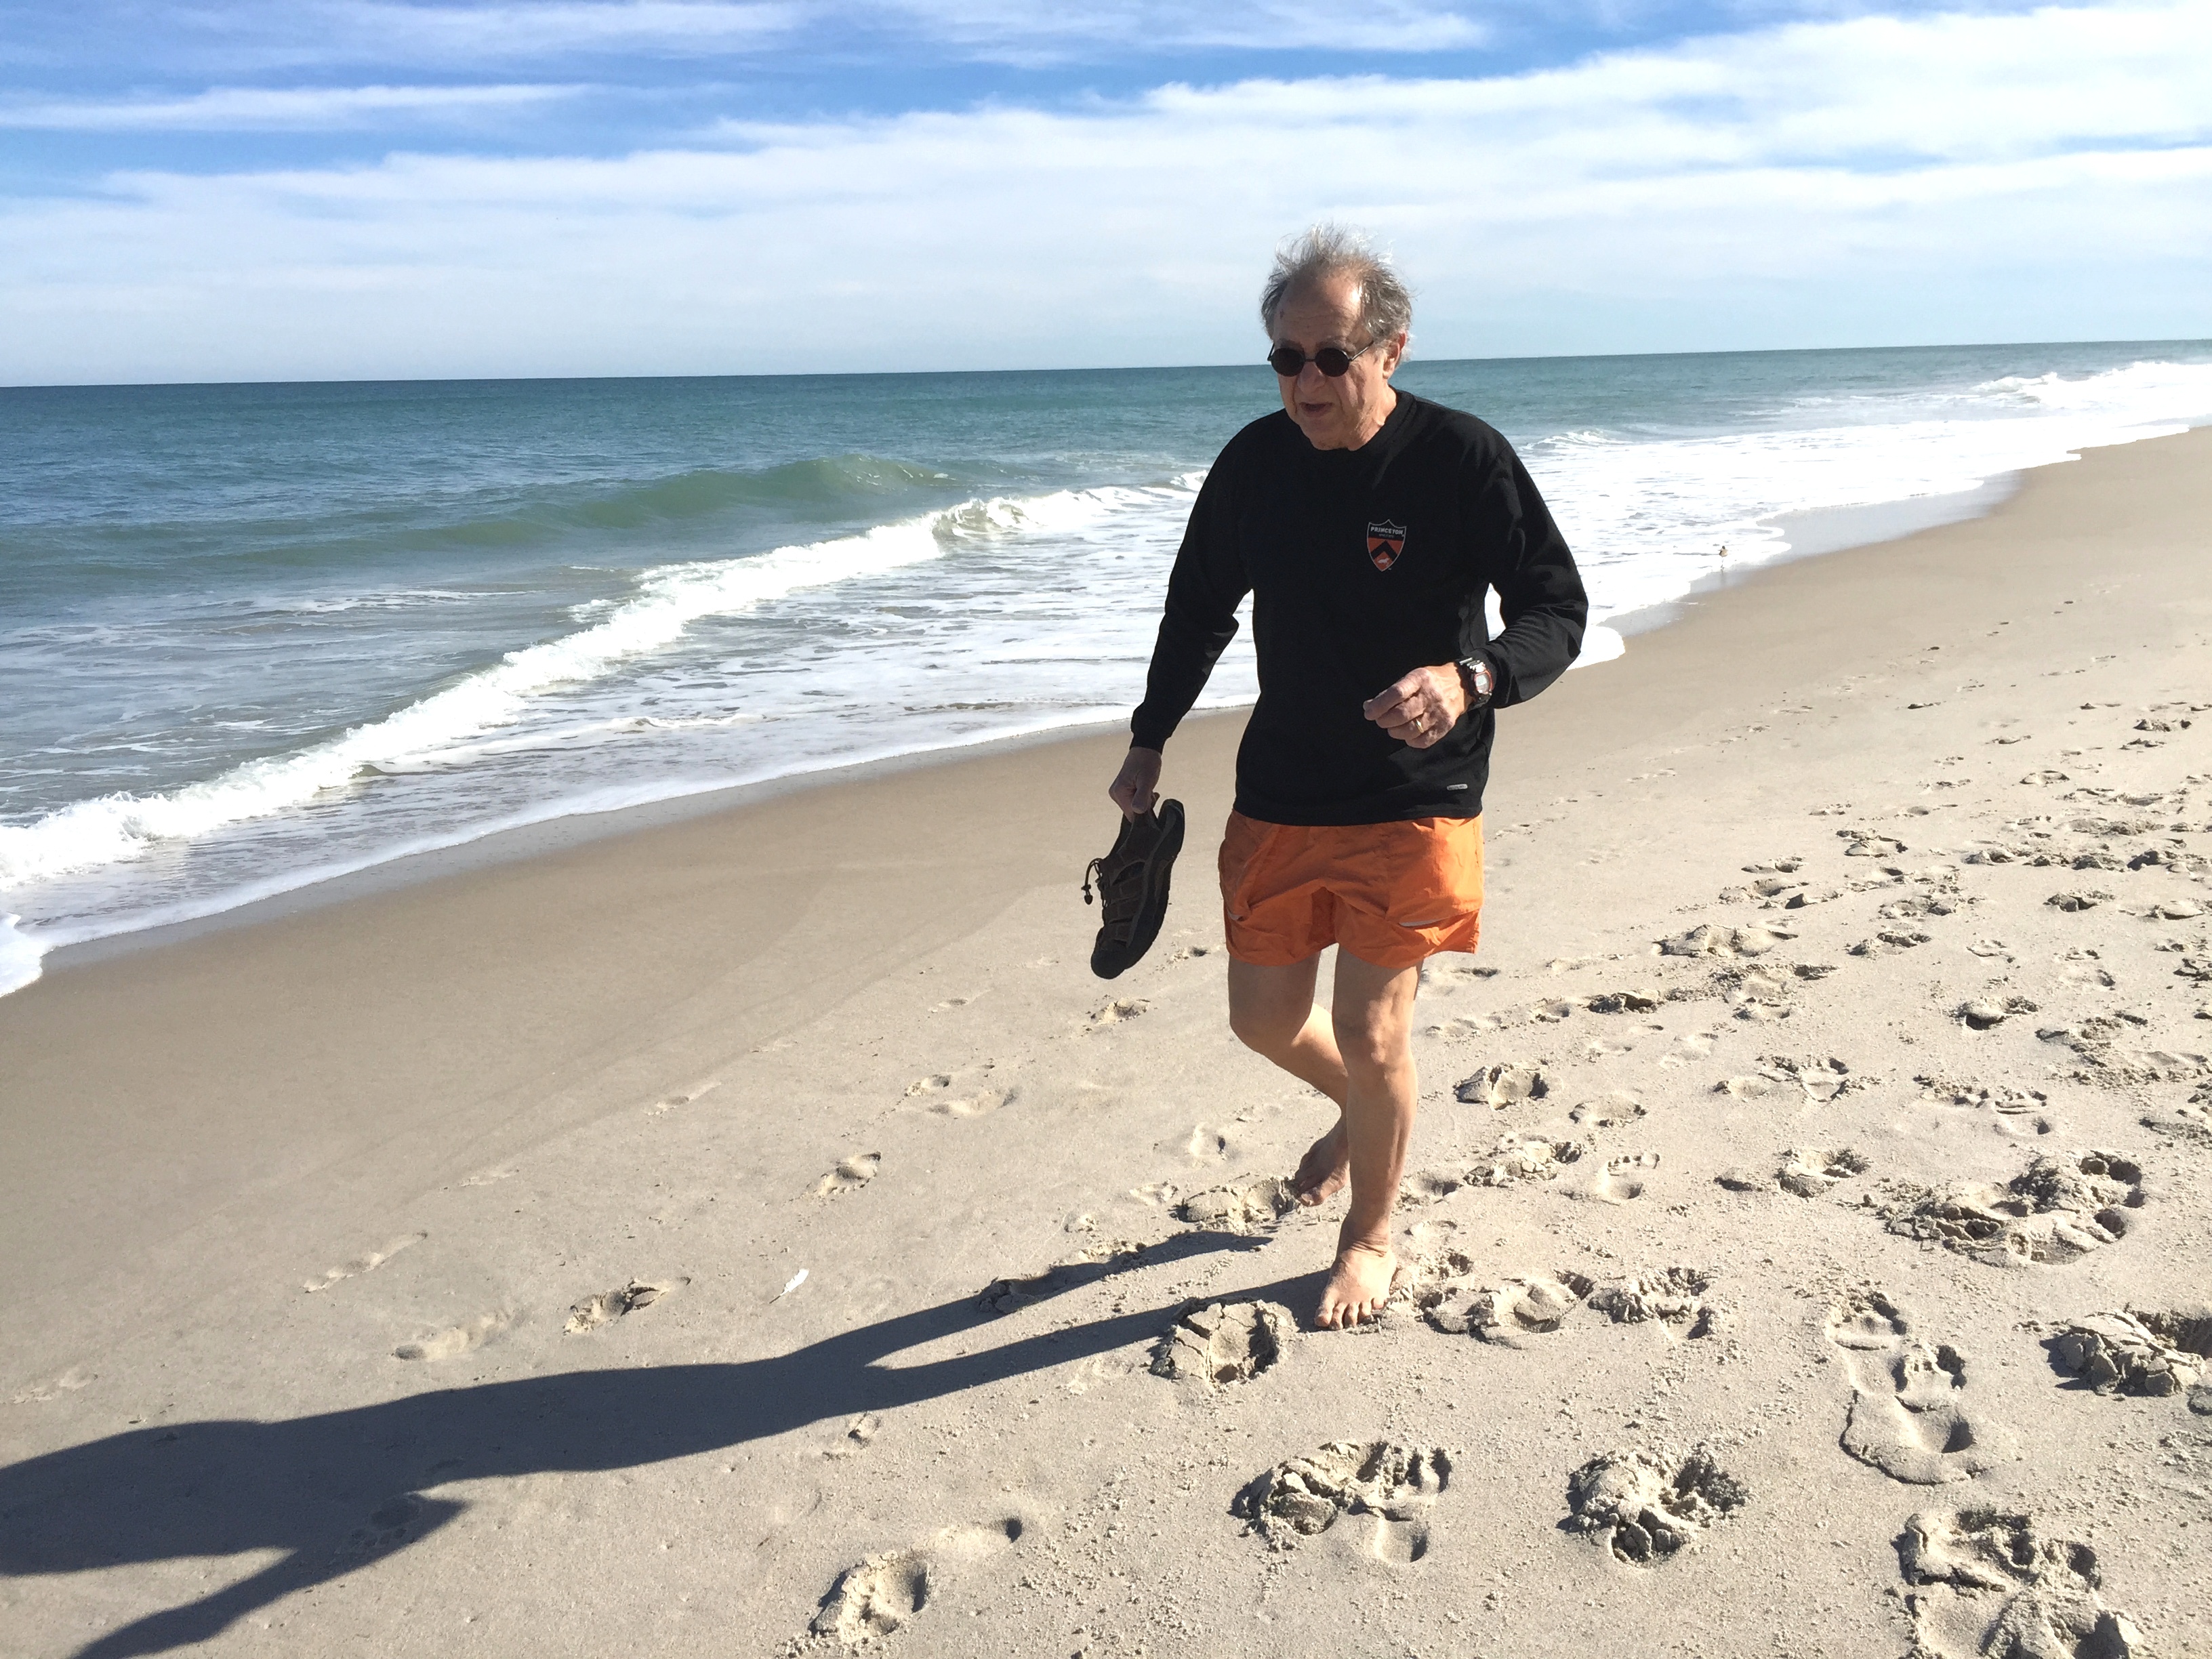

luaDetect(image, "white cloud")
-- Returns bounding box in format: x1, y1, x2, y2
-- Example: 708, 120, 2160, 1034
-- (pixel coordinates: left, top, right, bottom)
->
3, 1, 2207, 382
325, 1, 798, 55
167, 0, 1475, 66
865, 0, 1488, 59
0, 83, 585, 131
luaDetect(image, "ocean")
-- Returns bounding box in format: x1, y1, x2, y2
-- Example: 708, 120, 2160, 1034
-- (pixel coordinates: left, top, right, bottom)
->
5, 342, 2211, 996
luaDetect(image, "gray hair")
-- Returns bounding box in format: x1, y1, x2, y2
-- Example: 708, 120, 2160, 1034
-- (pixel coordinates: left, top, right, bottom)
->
1258, 224, 1413, 347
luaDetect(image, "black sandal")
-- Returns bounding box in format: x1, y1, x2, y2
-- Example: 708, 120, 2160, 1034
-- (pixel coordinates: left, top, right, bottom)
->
1082, 799, 1186, 979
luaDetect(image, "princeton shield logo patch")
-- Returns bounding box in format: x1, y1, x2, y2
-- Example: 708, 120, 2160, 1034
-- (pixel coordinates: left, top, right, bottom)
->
1367, 520, 1406, 571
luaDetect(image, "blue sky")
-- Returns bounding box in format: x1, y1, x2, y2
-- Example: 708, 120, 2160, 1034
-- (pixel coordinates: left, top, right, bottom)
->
3, 1, 2209, 382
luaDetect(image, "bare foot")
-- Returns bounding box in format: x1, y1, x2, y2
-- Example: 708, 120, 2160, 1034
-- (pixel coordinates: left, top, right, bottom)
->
1315, 1237, 1397, 1329
1292, 1118, 1350, 1207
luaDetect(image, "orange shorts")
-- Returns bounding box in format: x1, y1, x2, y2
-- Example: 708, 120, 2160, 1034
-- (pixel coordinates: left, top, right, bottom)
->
1217, 811, 1483, 970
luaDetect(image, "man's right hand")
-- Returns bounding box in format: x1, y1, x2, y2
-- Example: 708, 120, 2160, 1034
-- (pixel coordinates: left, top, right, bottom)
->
1108, 746, 1164, 820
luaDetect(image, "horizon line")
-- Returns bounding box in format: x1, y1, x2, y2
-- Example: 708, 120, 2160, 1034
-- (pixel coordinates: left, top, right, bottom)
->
7, 335, 2211, 394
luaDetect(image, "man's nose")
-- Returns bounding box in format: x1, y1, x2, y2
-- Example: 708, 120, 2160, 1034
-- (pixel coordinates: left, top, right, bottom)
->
1296, 361, 1329, 390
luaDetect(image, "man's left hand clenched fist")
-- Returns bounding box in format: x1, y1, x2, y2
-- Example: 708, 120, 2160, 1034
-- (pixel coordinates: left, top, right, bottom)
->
1362, 663, 1467, 750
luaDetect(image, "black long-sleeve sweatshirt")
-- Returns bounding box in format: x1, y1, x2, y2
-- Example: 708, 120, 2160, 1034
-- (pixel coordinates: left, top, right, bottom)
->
1130, 390, 1589, 825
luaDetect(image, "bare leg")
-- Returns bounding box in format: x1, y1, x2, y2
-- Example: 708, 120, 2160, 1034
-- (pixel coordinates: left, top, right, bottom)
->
1226, 956, 1352, 1204
1315, 949, 1422, 1330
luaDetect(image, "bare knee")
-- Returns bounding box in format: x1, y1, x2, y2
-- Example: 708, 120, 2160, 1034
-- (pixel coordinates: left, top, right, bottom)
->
1332, 1006, 1410, 1078
1229, 998, 1306, 1057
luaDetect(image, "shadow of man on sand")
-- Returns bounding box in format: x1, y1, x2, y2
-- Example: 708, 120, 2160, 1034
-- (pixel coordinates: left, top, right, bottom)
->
1, 1231, 1293, 1659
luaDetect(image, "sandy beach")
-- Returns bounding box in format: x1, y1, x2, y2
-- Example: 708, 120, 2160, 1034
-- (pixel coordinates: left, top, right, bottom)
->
4, 425, 2211, 1658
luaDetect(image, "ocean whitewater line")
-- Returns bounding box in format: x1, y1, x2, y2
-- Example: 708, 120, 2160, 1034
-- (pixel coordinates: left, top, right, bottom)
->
0, 481, 1185, 995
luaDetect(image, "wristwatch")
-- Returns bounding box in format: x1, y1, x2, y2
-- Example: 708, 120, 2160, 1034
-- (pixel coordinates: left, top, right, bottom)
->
1456, 653, 1496, 708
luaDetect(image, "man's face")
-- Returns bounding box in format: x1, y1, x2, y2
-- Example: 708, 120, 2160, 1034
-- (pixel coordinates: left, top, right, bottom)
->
1270, 273, 1405, 451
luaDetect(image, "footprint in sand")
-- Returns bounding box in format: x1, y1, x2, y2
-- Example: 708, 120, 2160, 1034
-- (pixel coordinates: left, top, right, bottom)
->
1849, 929, 1933, 956
811, 1519, 1023, 1647
1885, 1149, 2146, 1267
1783, 886, 1842, 909
331, 1494, 460, 1569
1181, 1124, 1233, 1164
302, 1232, 426, 1294
1822, 1288, 2005, 1484
1586, 1267, 1722, 1336
905, 1069, 1014, 1118
1838, 829, 1908, 858
1563, 1442, 1748, 1565
647, 1081, 718, 1118
1900, 1509, 2146, 1659
1658, 1027, 1725, 1070
1575, 1035, 1643, 1060
9, 1368, 95, 1405
2052, 946, 2123, 986
1466, 1131, 1589, 1188
564, 1279, 682, 1335
823, 1413, 883, 1460
1778, 1146, 1870, 1198
1880, 893, 1963, 922
1410, 1254, 1592, 1345
1396, 1168, 1466, 1207
2140, 1090, 2212, 1145
2039, 1021, 2206, 1087
1715, 1070, 1795, 1101
1585, 988, 1662, 1014
1176, 1176, 1299, 1231
1422, 962, 1498, 992
1569, 1091, 1647, 1129
1919, 1076, 2056, 1138
1234, 1441, 1452, 1563
1720, 966, 1800, 1018
976, 1242, 1145, 1316
1452, 1061, 1546, 1107
1759, 1054, 1853, 1100
1957, 996, 2039, 1030
2048, 1307, 2212, 1397
1578, 1151, 1659, 1204
1660, 924, 1798, 960
2045, 889, 2114, 912
814, 1153, 881, 1197
1151, 1300, 1294, 1387
393, 1311, 513, 1362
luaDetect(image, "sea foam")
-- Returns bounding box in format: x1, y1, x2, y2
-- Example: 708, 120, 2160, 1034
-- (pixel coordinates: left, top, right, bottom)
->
0, 485, 1149, 895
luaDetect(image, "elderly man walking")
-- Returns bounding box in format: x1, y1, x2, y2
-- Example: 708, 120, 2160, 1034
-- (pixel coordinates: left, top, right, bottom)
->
1109, 227, 1589, 1329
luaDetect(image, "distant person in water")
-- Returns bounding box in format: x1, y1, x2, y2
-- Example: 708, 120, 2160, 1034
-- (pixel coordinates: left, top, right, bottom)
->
1109, 226, 1589, 1328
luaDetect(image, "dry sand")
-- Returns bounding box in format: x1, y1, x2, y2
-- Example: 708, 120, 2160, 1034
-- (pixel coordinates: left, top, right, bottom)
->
3, 427, 2211, 1659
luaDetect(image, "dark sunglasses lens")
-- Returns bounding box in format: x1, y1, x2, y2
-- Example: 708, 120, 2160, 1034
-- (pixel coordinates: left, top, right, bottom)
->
1267, 346, 1357, 377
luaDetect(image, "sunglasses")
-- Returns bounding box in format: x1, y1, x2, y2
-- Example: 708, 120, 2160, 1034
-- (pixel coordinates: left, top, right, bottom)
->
1265, 340, 1378, 378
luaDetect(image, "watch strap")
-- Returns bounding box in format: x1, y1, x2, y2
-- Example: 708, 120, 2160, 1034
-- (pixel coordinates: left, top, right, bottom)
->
1456, 653, 1495, 707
